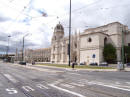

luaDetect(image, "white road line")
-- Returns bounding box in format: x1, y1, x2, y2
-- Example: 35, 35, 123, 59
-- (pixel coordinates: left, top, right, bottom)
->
52, 79, 63, 85
70, 82, 85, 87
126, 82, 130, 85
6, 88, 18, 94
22, 86, 35, 92
3, 74, 18, 83
61, 84, 75, 88
69, 73, 81, 76
49, 84, 86, 97
113, 84, 130, 89
87, 81, 130, 92
36, 84, 49, 89
115, 81, 120, 85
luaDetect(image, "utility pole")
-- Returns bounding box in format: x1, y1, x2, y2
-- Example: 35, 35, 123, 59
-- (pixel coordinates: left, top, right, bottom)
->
6, 35, 11, 59
22, 37, 24, 61
68, 0, 71, 66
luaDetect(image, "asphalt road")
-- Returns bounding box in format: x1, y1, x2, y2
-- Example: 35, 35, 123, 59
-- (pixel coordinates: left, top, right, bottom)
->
0, 62, 130, 97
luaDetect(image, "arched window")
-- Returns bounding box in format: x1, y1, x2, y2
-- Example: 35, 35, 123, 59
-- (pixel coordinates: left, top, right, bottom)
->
75, 43, 77, 48
53, 46, 55, 51
88, 37, 92, 42
104, 37, 107, 45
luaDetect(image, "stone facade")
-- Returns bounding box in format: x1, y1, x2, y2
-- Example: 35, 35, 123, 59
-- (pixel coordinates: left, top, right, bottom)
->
51, 22, 130, 65
16, 48, 51, 63
17, 22, 130, 65
24, 48, 51, 63
51, 23, 80, 64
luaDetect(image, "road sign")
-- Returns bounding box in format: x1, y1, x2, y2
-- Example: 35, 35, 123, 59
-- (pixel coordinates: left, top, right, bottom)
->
92, 54, 96, 58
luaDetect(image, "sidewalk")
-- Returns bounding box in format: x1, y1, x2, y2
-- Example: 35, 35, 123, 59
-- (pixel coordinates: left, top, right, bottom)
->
13, 63, 130, 72
28, 64, 130, 72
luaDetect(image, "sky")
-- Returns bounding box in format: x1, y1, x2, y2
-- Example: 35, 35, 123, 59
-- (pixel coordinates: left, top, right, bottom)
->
0, 0, 130, 54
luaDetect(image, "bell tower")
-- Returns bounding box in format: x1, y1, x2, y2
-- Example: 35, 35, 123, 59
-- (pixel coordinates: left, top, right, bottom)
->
51, 22, 64, 63
52, 22, 64, 42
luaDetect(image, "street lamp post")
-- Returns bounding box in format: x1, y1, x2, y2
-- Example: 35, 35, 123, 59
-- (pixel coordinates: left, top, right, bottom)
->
6, 35, 11, 59
68, 0, 71, 66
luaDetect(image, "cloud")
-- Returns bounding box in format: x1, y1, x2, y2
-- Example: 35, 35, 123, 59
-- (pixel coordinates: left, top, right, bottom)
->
0, 0, 130, 54
0, 32, 8, 42
0, 15, 10, 22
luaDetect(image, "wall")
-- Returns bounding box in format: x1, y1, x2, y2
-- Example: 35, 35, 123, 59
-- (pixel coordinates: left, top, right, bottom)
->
80, 33, 100, 65
80, 49, 100, 65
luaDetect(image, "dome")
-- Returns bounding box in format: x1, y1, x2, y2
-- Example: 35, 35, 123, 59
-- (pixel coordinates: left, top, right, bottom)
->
53, 22, 64, 41
54, 22, 64, 31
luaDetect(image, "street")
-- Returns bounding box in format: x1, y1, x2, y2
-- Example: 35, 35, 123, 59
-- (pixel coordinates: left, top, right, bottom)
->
0, 62, 130, 97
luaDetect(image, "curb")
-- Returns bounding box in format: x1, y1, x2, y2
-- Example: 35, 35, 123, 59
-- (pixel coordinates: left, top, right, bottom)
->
12, 63, 130, 72
32, 65, 118, 72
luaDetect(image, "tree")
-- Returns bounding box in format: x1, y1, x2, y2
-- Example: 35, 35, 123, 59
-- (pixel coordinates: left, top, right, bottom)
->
103, 43, 117, 63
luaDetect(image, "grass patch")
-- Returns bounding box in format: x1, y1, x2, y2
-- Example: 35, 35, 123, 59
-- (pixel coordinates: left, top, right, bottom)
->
36, 64, 115, 69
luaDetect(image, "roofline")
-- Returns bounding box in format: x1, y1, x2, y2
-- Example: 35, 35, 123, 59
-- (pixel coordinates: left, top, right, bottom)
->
84, 22, 125, 32
80, 31, 109, 36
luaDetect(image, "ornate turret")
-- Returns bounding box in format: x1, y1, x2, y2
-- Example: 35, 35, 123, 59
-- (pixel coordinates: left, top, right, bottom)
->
52, 22, 64, 41
54, 22, 64, 34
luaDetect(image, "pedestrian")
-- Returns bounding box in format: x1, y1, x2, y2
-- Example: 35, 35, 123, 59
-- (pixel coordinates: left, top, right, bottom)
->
32, 61, 35, 65
72, 61, 75, 70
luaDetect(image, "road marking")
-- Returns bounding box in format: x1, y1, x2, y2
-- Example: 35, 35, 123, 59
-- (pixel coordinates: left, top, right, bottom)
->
126, 82, 130, 84
113, 84, 130, 89
70, 82, 85, 87
115, 81, 120, 84
69, 73, 81, 76
16, 65, 63, 73
86, 81, 130, 92
66, 68, 78, 71
22, 86, 35, 92
52, 79, 63, 85
6, 88, 18, 94
61, 84, 74, 88
3, 74, 18, 83
49, 84, 86, 97
36, 84, 49, 89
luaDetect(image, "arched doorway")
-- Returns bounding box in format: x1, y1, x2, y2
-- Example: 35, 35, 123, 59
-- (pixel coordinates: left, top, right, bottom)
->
104, 37, 107, 45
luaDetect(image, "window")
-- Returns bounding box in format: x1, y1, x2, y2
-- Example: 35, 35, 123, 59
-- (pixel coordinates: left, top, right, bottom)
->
53, 46, 55, 51
88, 37, 92, 42
104, 37, 107, 45
75, 43, 77, 48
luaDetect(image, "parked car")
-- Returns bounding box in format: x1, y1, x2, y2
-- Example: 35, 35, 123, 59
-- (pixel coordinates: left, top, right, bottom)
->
126, 63, 130, 66
80, 62, 85, 65
3, 59, 7, 62
89, 62, 98, 66
99, 62, 108, 66
19, 61, 26, 65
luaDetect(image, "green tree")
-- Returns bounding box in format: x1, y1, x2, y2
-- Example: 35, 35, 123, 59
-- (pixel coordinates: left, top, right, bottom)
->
103, 43, 117, 63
